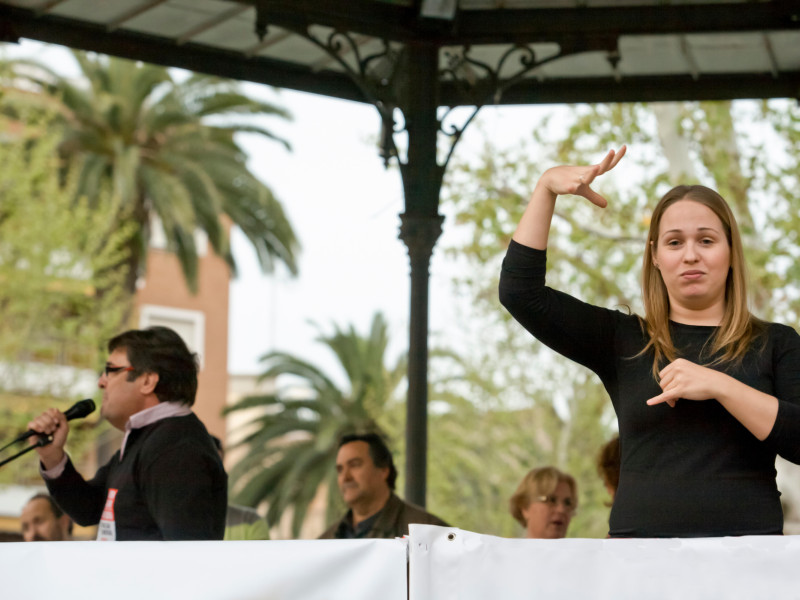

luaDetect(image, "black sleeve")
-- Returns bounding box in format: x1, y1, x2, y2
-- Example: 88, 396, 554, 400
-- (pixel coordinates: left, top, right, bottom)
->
763, 324, 800, 464
45, 457, 110, 526
499, 239, 619, 381
139, 437, 227, 540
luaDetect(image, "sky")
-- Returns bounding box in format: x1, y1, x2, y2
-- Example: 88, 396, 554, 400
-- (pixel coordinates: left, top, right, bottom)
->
227, 86, 555, 382
228, 88, 410, 377
2, 38, 556, 386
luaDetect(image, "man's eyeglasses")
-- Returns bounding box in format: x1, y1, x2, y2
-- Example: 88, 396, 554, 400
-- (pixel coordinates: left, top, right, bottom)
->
534, 494, 576, 514
101, 364, 135, 377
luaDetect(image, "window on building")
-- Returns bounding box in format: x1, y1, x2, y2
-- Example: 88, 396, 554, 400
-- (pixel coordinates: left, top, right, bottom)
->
138, 305, 205, 370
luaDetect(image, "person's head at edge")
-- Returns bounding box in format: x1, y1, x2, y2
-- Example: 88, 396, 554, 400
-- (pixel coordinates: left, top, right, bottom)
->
21, 493, 73, 542
641, 184, 758, 375
509, 466, 578, 539
335, 432, 397, 523
597, 435, 620, 500
98, 326, 199, 430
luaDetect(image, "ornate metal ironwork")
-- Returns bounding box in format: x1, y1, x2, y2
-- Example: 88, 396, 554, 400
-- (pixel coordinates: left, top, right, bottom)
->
252, 7, 618, 172
378, 103, 402, 167
276, 24, 402, 164
437, 41, 617, 170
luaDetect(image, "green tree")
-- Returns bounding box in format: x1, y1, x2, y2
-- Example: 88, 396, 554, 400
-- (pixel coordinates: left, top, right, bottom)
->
0, 109, 132, 484
435, 99, 800, 537
225, 313, 406, 537
1, 48, 299, 294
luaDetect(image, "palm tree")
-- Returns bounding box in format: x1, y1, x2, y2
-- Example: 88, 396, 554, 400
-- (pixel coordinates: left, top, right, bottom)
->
225, 312, 406, 537
1, 49, 299, 293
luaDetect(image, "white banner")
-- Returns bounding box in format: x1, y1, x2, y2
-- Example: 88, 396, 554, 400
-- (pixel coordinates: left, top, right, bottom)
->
9, 527, 800, 599
408, 524, 800, 600
0, 538, 407, 600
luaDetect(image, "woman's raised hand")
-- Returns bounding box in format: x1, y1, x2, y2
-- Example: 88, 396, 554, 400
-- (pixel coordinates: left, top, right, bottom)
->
540, 146, 627, 208
513, 145, 627, 250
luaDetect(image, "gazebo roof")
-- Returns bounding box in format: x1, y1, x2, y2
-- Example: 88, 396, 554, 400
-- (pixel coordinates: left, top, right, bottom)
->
1, 0, 799, 107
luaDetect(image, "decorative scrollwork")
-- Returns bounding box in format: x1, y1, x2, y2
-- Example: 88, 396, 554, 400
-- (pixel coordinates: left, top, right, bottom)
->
499, 44, 538, 71
436, 42, 596, 169
442, 44, 556, 106
278, 25, 408, 166
324, 30, 364, 76
434, 106, 481, 171
306, 29, 397, 103
251, 7, 619, 171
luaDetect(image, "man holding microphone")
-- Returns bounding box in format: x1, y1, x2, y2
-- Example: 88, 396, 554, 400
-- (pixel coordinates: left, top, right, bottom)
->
27, 326, 226, 541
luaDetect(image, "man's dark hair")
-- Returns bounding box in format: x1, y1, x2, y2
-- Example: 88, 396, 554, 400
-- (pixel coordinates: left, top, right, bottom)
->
28, 493, 73, 534
108, 326, 199, 406
338, 432, 397, 491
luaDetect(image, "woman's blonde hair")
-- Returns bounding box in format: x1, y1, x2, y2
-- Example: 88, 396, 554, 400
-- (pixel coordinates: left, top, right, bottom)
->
640, 185, 763, 376
509, 466, 577, 527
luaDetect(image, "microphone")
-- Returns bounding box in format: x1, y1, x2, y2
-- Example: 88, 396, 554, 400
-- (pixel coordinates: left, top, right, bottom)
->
13, 399, 96, 445
62, 398, 97, 421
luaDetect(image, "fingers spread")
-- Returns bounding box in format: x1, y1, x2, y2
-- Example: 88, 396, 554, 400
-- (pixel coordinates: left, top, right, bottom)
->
596, 149, 616, 173
595, 146, 626, 176
584, 190, 608, 208
577, 146, 626, 205
608, 145, 626, 169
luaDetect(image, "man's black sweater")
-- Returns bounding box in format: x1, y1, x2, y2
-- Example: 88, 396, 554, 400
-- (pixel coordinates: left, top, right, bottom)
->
47, 413, 226, 540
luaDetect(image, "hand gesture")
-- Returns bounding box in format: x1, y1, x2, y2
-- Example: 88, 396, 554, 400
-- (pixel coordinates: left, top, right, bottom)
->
646, 358, 723, 408
540, 146, 627, 208
26, 408, 69, 469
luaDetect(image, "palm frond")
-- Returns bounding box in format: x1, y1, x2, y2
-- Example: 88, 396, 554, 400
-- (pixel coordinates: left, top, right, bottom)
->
1, 49, 298, 293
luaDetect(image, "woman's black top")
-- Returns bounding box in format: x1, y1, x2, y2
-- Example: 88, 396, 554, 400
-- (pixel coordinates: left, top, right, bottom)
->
500, 240, 800, 537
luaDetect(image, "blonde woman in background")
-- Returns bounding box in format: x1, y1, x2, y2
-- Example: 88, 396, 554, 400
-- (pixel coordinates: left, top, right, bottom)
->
510, 466, 578, 539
